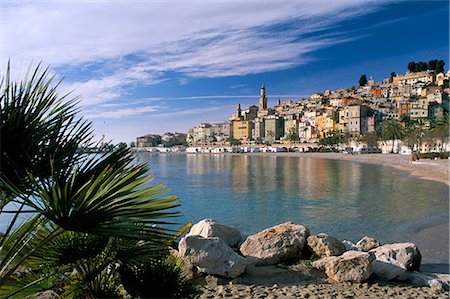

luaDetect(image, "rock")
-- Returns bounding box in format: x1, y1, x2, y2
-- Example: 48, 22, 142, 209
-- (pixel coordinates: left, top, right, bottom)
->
370, 242, 422, 280
187, 219, 242, 248
342, 240, 358, 251
178, 235, 250, 278
239, 222, 309, 265
396, 271, 450, 291
306, 233, 346, 257
356, 236, 380, 252
312, 251, 372, 283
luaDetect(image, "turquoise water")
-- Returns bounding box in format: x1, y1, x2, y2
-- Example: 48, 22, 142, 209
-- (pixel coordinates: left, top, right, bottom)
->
137, 153, 449, 266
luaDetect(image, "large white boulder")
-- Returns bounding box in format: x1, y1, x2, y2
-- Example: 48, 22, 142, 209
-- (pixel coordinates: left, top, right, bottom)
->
312, 251, 372, 283
187, 219, 242, 248
307, 233, 346, 257
178, 235, 250, 278
239, 222, 309, 265
370, 242, 422, 280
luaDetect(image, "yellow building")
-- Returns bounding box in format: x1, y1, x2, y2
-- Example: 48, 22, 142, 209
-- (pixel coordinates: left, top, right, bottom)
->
393, 72, 433, 86
232, 120, 253, 141
314, 114, 327, 138
337, 109, 347, 132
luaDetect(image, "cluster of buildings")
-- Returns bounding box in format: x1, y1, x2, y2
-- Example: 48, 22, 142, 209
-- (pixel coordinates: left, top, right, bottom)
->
186, 70, 449, 145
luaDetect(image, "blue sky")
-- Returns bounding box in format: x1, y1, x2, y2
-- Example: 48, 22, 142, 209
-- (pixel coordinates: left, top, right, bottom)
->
1, 0, 448, 143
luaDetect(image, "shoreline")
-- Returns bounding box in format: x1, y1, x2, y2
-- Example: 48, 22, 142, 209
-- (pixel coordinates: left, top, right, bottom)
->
142, 151, 450, 186
273, 152, 450, 187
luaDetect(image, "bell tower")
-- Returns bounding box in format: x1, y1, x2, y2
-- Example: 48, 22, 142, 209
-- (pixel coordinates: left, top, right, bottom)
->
259, 83, 267, 110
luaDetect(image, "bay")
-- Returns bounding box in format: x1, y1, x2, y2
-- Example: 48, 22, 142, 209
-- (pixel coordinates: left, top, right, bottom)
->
137, 153, 449, 268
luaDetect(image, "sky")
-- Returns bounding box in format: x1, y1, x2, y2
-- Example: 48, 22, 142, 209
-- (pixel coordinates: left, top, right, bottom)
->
1, 0, 449, 143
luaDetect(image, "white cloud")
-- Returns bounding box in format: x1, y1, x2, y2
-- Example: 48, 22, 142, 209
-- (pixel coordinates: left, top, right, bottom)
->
2, 1, 391, 73
85, 105, 163, 119
1, 0, 396, 126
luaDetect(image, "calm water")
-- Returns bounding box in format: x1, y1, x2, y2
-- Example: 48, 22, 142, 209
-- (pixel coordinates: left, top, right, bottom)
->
137, 153, 449, 266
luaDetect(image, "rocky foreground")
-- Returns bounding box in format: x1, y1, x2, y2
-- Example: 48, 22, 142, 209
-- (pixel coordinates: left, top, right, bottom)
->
173, 219, 450, 298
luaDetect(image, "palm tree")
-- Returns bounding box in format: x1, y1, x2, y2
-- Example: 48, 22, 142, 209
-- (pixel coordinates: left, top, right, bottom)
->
430, 114, 450, 152
381, 119, 404, 153
0, 62, 181, 297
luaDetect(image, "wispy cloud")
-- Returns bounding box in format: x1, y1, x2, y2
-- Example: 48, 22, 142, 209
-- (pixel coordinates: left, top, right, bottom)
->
85, 105, 164, 119
2, 0, 393, 106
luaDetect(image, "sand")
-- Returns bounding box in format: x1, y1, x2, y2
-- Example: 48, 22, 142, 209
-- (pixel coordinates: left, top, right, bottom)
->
198, 264, 450, 298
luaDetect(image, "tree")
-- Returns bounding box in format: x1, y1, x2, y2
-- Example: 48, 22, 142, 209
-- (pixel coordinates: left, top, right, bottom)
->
403, 119, 428, 152
286, 129, 300, 143
428, 59, 437, 71
430, 114, 450, 152
407, 62, 417, 73
381, 119, 404, 153
359, 74, 368, 86
390, 72, 396, 81
0, 62, 183, 297
362, 132, 379, 147
418, 61, 428, 72
436, 59, 446, 73
229, 137, 241, 146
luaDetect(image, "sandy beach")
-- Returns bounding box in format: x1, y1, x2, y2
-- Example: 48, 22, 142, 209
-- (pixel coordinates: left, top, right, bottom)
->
199, 264, 450, 298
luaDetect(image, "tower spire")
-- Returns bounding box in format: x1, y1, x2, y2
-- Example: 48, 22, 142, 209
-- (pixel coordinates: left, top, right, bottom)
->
259, 83, 267, 110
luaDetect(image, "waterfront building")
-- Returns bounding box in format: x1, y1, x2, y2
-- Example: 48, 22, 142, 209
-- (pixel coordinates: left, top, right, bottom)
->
394, 71, 434, 86
264, 116, 284, 142
347, 105, 370, 134
232, 120, 253, 141
253, 118, 265, 141
410, 97, 429, 119
284, 116, 299, 139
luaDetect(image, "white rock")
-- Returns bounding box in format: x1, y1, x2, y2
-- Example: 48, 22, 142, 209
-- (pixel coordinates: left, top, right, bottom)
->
187, 219, 242, 248
179, 235, 250, 278
370, 242, 422, 280
312, 251, 372, 283
307, 233, 346, 257
239, 222, 309, 265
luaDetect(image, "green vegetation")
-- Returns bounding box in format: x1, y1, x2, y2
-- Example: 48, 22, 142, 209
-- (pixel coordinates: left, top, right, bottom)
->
286, 129, 300, 142
407, 59, 445, 73
0, 62, 197, 297
359, 74, 368, 86
229, 137, 242, 146
318, 130, 349, 147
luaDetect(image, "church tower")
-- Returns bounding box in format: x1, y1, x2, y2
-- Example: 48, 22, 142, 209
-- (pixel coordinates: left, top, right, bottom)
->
237, 103, 242, 118
259, 83, 267, 110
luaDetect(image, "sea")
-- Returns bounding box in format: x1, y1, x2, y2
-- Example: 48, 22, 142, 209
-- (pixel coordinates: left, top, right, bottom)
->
136, 153, 449, 270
